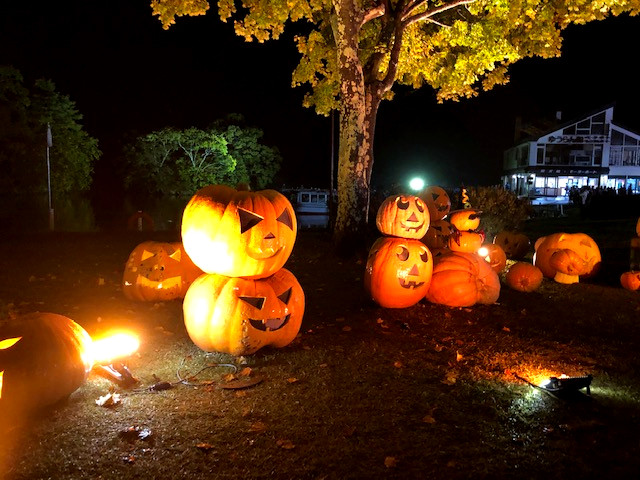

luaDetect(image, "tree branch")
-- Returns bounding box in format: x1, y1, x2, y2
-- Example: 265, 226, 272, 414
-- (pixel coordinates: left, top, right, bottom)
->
361, 1, 387, 27
402, 0, 477, 26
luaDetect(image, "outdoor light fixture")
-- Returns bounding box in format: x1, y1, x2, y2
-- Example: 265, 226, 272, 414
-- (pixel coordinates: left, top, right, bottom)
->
409, 177, 425, 191
539, 374, 593, 395
91, 331, 140, 388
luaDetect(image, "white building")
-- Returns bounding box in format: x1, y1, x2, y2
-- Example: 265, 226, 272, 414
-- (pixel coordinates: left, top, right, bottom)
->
502, 105, 640, 197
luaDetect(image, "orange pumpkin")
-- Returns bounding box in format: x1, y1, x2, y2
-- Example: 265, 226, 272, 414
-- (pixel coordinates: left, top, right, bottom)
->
493, 231, 531, 260
425, 251, 500, 307
0, 313, 93, 415
376, 194, 430, 239
364, 237, 433, 308
636, 217, 640, 237
181, 184, 297, 279
422, 219, 453, 249
505, 262, 543, 292
620, 271, 640, 291
183, 268, 304, 356
448, 209, 481, 231
122, 241, 203, 301
477, 244, 507, 273
533, 233, 601, 283
448, 230, 484, 253
420, 186, 451, 221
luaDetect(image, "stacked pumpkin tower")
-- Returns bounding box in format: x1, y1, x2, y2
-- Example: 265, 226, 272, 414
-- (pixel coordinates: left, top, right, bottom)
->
180, 184, 305, 356
364, 193, 433, 308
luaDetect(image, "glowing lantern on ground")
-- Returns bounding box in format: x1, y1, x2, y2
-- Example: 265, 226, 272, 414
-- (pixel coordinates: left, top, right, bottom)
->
620, 271, 640, 291
420, 186, 451, 221
425, 251, 500, 307
122, 241, 203, 301
505, 262, 544, 292
375, 194, 430, 239
0, 313, 93, 415
422, 219, 453, 250
183, 268, 305, 356
181, 184, 297, 279
493, 230, 531, 260
364, 237, 433, 308
478, 244, 507, 273
533, 233, 601, 284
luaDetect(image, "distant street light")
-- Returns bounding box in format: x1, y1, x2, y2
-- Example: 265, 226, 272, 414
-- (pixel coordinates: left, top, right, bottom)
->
409, 177, 425, 191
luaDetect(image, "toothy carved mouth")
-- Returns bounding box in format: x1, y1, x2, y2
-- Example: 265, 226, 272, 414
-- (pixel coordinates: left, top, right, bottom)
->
398, 278, 425, 289
249, 314, 291, 331
400, 222, 425, 232
137, 276, 182, 290
247, 245, 284, 260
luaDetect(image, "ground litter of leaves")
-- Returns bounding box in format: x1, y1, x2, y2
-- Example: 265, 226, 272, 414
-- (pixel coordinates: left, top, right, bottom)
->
1, 211, 639, 480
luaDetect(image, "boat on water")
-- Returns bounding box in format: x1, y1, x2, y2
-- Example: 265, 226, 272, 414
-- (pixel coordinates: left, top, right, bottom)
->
282, 187, 331, 229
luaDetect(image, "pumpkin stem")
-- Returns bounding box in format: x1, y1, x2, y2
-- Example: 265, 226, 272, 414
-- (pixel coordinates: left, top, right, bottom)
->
236, 183, 251, 191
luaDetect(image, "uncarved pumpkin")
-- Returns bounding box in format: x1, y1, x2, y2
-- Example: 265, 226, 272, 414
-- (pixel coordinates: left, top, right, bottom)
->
181, 184, 297, 279
505, 262, 543, 292
420, 186, 451, 221
620, 271, 640, 291
183, 268, 305, 356
533, 232, 601, 282
376, 194, 430, 239
425, 251, 500, 307
0, 313, 93, 416
122, 241, 203, 301
364, 237, 433, 308
493, 231, 531, 260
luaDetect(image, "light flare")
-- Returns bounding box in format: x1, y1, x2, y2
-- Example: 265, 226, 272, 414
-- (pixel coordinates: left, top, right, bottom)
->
91, 331, 140, 365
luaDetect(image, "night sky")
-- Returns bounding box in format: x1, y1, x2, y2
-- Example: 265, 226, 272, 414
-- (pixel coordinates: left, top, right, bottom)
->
2, 2, 639, 192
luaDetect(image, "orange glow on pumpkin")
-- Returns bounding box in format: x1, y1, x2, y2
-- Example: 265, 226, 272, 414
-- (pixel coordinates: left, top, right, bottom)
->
0, 336, 22, 399
91, 332, 140, 365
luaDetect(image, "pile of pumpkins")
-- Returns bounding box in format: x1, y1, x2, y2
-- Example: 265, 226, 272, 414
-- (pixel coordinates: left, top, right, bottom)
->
122, 184, 305, 356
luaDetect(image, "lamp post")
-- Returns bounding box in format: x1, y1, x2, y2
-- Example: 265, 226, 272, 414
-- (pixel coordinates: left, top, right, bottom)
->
46, 123, 54, 231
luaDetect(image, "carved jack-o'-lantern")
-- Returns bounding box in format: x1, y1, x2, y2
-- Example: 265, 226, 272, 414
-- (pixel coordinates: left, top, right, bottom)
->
425, 251, 500, 307
448, 230, 484, 253
477, 243, 507, 273
420, 186, 451, 221
364, 236, 433, 308
376, 194, 430, 239
493, 231, 531, 260
181, 184, 297, 279
448, 209, 482, 232
0, 313, 93, 416
123, 241, 203, 301
422, 219, 453, 250
183, 268, 305, 356
533, 232, 601, 284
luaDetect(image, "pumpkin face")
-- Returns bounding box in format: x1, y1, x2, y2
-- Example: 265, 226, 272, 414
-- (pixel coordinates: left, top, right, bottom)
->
181, 185, 297, 279
425, 251, 500, 307
449, 209, 482, 231
0, 313, 93, 416
448, 230, 484, 253
364, 237, 433, 308
505, 262, 543, 292
376, 194, 430, 239
422, 219, 453, 249
421, 186, 451, 221
493, 231, 531, 260
123, 241, 203, 301
183, 268, 304, 356
477, 244, 507, 273
621, 271, 640, 291
533, 233, 601, 283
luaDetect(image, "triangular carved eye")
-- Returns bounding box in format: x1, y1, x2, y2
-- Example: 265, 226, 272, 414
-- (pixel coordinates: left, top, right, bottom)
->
277, 287, 292, 305
169, 249, 181, 261
276, 208, 294, 230
0, 337, 22, 350
239, 296, 266, 310
431, 193, 439, 201
238, 208, 263, 234
141, 250, 154, 261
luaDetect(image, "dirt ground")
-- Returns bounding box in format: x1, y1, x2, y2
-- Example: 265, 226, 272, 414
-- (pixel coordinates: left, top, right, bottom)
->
0, 211, 639, 479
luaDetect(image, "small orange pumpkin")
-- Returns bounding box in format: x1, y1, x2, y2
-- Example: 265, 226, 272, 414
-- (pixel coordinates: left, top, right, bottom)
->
122, 241, 203, 301
181, 184, 297, 279
425, 251, 500, 307
493, 231, 531, 260
505, 262, 543, 292
477, 244, 507, 273
183, 268, 304, 356
448, 209, 481, 231
420, 186, 451, 221
448, 230, 484, 253
422, 219, 453, 249
376, 194, 430, 239
620, 271, 640, 291
364, 237, 433, 308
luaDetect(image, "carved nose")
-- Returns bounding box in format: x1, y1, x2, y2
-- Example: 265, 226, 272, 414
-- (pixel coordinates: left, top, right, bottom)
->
264, 232, 275, 240
407, 212, 418, 222
409, 265, 419, 276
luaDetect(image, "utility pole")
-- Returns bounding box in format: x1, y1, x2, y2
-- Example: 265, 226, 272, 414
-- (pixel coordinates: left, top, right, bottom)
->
46, 123, 54, 230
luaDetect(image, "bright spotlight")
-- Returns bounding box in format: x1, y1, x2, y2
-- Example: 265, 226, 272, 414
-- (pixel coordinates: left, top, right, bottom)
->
409, 177, 425, 191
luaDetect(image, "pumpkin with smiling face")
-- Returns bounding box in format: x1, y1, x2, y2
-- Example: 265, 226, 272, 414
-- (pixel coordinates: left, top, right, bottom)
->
376, 194, 430, 239
183, 268, 304, 356
420, 186, 451, 221
0, 313, 93, 416
364, 236, 433, 308
122, 241, 203, 301
493, 230, 531, 260
181, 184, 297, 279
422, 219, 453, 250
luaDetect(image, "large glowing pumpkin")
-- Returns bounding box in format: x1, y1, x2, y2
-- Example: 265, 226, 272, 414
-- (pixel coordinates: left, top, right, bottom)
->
0, 313, 93, 415
425, 251, 500, 307
477, 243, 507, 274
420, 186, 451, 221
122, 241, 203, 301
422, 219, 453, 250
183, 268, 304, 356
181, 184, 297, 279
533, 233, 601, 284
364, 236, 433, 308
376, 194, 430, 239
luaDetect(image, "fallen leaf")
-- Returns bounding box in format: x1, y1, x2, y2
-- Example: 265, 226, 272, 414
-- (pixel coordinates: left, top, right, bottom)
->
95, 392, 121, 407
220, 376, 264, 390
502, 326, 511, 332
238, 367, 252, 377
287, 377, 299, 384
422, 415, 436, 424
384, 456, 397, 468
434, 344, 444, 352
456, 351, 463, 362
342, 325, 352, 332
276, 439, 295, 449
196, 443, 214, 452
442, 370, 458, 385
393, 361, 403, 368
248, 421, 268, 433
